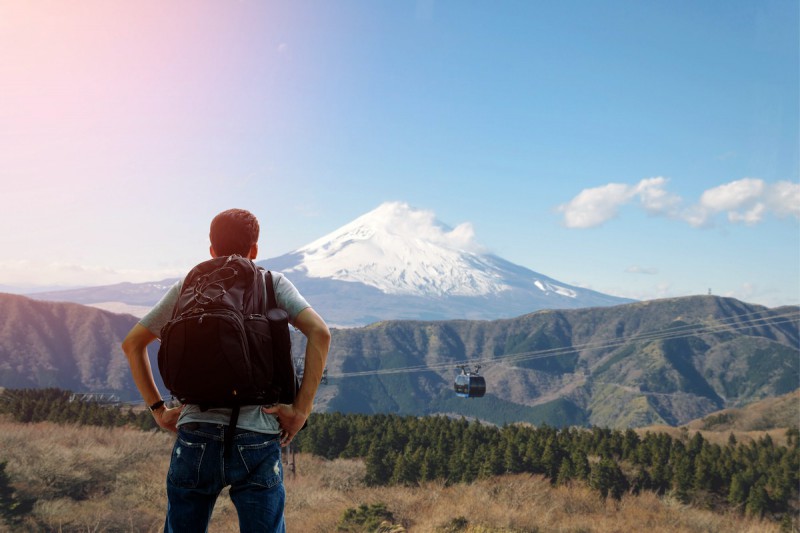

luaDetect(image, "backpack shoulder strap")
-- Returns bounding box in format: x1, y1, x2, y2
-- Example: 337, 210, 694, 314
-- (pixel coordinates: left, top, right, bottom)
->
264, 270, 277, 311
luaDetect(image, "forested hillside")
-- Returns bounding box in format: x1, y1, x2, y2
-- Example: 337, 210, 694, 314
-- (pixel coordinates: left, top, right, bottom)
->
321, 295, 799, 427
0, 293, 148, 395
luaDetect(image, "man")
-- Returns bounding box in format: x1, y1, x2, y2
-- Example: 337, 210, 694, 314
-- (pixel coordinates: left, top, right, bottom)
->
122, 208, 330, 532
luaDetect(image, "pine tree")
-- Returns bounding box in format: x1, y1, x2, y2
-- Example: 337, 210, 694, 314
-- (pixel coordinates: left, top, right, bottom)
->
503, 438, 523, 474
480, 445, 504, 479
672, 454, 693, 503
786, 428, 799, 448
745, 481, 769, 518
365, 442, 393, 486
590, 458, 628, 500
0, 461, 20, 525
540, 437, 560, 481
419, 448, 437, 482
728, 472, 750, 509
622, 428, 640, 461
570, 447, 590, 481
555, 457, 573, 486
391, 448, 421, 486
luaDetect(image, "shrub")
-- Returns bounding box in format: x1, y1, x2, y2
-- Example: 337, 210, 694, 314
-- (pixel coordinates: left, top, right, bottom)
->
338, 502, 395, 532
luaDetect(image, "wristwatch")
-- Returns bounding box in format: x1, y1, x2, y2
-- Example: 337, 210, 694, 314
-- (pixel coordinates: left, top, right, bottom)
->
148, 399, 165, 412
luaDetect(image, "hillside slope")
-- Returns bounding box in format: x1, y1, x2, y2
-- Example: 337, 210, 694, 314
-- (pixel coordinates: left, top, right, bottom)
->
0, 293, 158, 398
318, 295, 799, 428
687, 389, 800, 433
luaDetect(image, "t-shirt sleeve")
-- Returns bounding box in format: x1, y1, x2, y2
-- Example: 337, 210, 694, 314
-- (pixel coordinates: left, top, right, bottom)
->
271, 271, 310, 324
139, 280, 181, 338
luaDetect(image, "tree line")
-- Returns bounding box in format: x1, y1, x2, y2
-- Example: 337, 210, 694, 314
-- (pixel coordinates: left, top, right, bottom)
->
0, 388, 157, 430
295, 412, 799, 525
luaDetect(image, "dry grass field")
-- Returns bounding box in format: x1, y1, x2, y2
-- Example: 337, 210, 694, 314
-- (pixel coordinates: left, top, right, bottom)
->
640, 390, 800, 448
0, 419, 788, 533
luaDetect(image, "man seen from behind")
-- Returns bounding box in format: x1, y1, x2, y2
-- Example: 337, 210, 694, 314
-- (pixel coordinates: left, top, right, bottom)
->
122, 208, 331, 532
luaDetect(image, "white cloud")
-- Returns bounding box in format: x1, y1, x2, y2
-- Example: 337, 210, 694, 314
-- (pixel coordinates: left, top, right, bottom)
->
0, 260, 184, 288
635, 177, 681, 215
559, 177, 800, 228
399, 205, 484, 253
359, 201, 485, 253
557, 183, 635, 228
680, 204, 711, 228
728, 203, 766, 225
558, 177, 680, 228
765, 181, 800, 218
446, 222, 480, 251
700, 178, 764, 211
625, 265, 659, 275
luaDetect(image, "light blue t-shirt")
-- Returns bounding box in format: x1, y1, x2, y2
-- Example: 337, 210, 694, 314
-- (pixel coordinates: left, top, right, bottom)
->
140, 270, 310, 434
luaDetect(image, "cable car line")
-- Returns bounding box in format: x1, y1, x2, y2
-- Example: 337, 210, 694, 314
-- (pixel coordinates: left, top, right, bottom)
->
499, 312, 798, 367
326, 309, 799, 379
329, 309, 798, 377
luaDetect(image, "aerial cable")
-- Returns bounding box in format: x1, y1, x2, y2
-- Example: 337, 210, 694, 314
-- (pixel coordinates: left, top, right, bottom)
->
500, 311, 798, 366
329, 310, 799, 378
330, 310, 798, 377
327, 310, 799, 379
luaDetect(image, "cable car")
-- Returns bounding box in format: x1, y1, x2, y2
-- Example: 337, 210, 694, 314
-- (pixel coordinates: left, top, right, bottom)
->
454, 364, 486, 398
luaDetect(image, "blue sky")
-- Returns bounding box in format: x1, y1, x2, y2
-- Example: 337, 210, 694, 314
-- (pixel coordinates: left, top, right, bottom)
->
1, 0, 798, 307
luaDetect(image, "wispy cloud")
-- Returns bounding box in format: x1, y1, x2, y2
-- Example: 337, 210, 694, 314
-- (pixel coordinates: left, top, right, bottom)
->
556, 183, 635, 228
0, 260, 184, 287
558, 178, 800, 228
625, 265, 659, 275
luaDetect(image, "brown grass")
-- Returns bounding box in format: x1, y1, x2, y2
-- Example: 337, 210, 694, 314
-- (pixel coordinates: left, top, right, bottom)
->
687, 391, 800, 434
285, 454, 783, 533
638, 389, 800, 448
636, 424, 793, 447
0, 420, 786, 533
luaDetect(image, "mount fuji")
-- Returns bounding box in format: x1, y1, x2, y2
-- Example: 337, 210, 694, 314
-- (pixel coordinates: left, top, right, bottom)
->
258, 202, 632, 325
28, 202, 633, 326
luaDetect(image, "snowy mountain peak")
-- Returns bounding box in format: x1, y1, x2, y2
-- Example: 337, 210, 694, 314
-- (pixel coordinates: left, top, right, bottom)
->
291, 202, 508, 297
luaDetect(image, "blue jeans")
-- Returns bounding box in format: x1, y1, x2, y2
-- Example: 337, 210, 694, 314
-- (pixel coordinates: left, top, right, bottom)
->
165, 423, 286, 533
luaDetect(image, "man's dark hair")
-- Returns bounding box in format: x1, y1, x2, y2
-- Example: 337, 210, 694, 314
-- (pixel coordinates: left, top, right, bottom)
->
209, 209, 260, 256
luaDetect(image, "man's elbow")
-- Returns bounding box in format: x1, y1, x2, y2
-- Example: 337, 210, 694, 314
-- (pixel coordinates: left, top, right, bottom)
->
121, 324, 154, 360
310, 322, 331, 349
305, 319, 331, 354
121, 335, 139, 360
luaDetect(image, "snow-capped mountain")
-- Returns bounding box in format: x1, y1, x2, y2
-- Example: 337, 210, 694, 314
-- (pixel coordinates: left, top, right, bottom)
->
260, 202, 632, 325
291, 202, 511, 297
28, 202, 633, 325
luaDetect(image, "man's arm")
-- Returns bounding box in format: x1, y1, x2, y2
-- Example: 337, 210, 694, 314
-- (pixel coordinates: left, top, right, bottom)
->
264, 307, 330, 445
121, 323, 182, 432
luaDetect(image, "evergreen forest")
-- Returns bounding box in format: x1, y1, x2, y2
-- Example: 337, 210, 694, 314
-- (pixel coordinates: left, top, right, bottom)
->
294, 412, 799, 525
0, 387, 157, 430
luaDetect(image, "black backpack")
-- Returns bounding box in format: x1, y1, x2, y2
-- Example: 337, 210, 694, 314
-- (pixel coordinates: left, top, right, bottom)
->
157, 255, 298, 450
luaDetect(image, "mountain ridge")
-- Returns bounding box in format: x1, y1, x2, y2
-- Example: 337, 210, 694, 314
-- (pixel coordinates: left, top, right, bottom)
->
1, 292, 797, 428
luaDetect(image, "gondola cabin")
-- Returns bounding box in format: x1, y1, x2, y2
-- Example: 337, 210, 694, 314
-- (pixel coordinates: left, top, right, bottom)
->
454, 365, 486, 398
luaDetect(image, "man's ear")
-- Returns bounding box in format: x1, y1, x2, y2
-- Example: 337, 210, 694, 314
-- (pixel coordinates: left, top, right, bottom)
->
248, 243, 258, 260
210, 245, 218, 258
